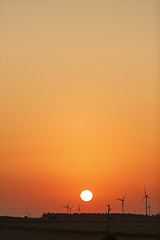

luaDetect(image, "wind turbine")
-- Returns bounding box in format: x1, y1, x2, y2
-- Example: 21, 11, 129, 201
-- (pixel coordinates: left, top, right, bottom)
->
75, 205, 81, 213
117, 194, 126, 214
141, 187, 151, 216
69, 206, 73, 214
62, 201, 70, 214
107, 204, 111, 233
27, 212, 31, 218
148, 200, 151, 216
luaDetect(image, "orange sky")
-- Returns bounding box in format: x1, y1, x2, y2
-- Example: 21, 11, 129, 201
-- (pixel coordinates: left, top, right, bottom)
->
0, 0, 159, 217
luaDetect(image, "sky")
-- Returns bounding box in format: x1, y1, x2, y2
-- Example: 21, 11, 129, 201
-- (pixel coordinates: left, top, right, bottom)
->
0, 0, 159, 217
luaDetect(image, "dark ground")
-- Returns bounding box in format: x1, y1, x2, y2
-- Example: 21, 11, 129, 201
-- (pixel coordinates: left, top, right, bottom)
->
0, 228, 160, 240
0, 215, 160, 240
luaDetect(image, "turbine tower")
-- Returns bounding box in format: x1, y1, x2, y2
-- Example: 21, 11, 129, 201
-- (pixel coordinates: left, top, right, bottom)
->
69, 206, 73, 214
27, 212, 31, 218
62, 201, 70, 214
75, 205, 81, 213
107, 204, 111, 233
117, 194, 126, 214
141, 187, 151, 216
148, 200, 151, 216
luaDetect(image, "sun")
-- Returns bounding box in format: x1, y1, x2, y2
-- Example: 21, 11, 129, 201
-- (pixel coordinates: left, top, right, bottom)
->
80, 190, 93, 202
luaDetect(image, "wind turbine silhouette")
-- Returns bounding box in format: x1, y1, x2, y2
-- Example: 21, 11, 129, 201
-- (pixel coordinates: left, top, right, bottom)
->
62, 201, 70, 214
75, 205, 81, 213
141, 187, 151, 216
69, 206, 73, 214
27, 212, 31, 218
117, 194, 126, 214
148, 200, 151, 216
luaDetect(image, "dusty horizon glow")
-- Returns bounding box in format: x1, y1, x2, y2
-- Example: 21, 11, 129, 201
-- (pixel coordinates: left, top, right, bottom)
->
0, 0, 159, 217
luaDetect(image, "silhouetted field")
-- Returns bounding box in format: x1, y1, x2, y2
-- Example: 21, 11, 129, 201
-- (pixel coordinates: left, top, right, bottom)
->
0, 215, 160, 240
1, 228, 160, 240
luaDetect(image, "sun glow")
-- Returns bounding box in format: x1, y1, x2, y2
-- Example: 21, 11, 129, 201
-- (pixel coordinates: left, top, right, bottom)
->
80, 190, 93, 202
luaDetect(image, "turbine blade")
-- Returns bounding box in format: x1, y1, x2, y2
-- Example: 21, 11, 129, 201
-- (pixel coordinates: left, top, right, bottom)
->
141, 197, 145, 205
123, 193, 126, 200
117, 198, 122, 201
144, 186, 146, 196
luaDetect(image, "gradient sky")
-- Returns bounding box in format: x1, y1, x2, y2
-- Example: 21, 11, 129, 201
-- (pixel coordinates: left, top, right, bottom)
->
0, 0, 159, 217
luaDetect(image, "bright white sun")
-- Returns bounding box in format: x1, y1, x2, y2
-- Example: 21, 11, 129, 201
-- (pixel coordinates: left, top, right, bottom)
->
80, 190, 93, 202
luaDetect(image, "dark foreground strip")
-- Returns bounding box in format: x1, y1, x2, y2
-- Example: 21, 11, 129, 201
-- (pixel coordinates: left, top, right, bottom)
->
0, 224, 160, 238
